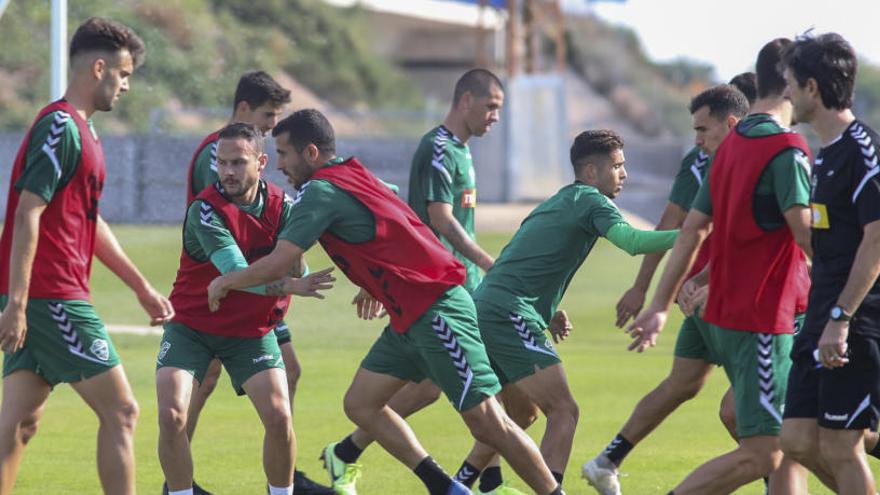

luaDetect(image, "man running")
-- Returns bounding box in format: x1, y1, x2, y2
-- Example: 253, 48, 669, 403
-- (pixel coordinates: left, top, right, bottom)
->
208, 109, 566, 495
0, 18, 172, 495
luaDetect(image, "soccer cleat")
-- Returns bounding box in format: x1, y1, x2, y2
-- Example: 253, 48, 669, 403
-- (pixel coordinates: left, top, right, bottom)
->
447, 480, 473, 495
477, 481, 527, 494
582, 458, 622, 495
294, 469, 336, 495
161, 480, 213, 495
320, 442, 362, 495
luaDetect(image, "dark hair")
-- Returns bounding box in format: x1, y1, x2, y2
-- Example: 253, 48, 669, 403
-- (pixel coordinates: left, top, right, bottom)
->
570, 130, 624, 171
453, 68, 504, 105
218, 122, 264, 155
69, 17, 145, 68
728, 72, 757, 106
782, 32, 857, 110
233, 71, 292, 112
272, 109, 336, 154
756, 38, 791, 99
689, 84, 750, 120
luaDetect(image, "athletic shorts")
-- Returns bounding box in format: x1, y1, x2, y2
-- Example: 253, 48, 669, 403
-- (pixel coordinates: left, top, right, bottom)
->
784, 329, 880, 430
476, 300, 560, 385
2, 296, 120, 386
156, 321, 284, 396
673, 314, 716, 363
708, 316, 803, 438
274, 321, 291, 346
360, 286, 502, 411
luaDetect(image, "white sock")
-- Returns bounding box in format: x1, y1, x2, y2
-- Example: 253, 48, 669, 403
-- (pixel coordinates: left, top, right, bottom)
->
168, 489, 193, 495
268, 484, 293, 495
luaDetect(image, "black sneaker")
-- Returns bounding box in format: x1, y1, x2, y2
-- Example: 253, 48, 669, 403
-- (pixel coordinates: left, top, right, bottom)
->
293, 469, 336, 495
161, 480, 212, 495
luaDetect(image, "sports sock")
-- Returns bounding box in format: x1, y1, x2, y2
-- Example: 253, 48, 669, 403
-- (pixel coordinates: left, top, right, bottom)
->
334, 434, 364, 463
453, 461, 481, 488
168, 490, 193, 495
268, 484, 293, 495
552, 471, 564, 484
548, 485, 564, 495
414, 456, 453, 495
869, 437, 880, 459
478, 466, 502, 492
603, 433, 634, 467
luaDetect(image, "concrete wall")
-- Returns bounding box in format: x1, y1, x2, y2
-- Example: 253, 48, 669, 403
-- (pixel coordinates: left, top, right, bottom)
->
0, 132, 685, 225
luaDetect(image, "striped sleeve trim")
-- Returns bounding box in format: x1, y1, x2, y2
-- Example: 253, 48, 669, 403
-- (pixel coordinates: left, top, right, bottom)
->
198, 201, 223, 230
430, 127, 454, 185
850, 122, 880, 203
40, 111, 71, 180
689, 149, 709, 186
208, 141, 219, 173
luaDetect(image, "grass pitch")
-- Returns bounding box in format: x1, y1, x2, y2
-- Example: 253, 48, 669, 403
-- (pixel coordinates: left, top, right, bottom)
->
2, 225, 868, 494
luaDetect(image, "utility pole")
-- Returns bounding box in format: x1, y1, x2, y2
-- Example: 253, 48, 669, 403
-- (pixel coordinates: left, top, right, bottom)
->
51, 0, 68, 100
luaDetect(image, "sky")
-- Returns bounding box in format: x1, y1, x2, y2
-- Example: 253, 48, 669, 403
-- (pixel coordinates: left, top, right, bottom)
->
566, 0, 880, 81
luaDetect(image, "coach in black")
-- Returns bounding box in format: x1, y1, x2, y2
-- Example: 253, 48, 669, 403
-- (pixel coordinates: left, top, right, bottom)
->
779, 33, 880, 494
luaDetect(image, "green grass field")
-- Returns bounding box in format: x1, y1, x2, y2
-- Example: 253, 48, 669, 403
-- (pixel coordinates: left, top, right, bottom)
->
1, 225, 870, 494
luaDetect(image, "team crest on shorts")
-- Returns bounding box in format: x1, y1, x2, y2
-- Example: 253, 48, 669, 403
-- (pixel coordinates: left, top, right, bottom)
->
158, 341, 171, 361
90, 339, 110, 361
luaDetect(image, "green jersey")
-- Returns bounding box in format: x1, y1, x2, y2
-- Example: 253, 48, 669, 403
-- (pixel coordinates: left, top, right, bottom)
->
16, 111, 96, 203
472, 182, 627, 328
190, 136, 219, 199
668, 146, 710, 210
692, 114, 811, 229
407, 125, 481, 292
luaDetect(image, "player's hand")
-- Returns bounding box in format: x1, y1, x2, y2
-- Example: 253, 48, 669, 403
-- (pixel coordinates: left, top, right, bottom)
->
549, 309, 573, 343
136, 285, 174, 326
0, 303, 28, 353
352, 288, 386, 320
207, 276, 230, 312
286, 267, 336, 299
615, 286, 646, 328
626, 306, 667, 353
818, 319, 850, 368
679, 285, 709, 318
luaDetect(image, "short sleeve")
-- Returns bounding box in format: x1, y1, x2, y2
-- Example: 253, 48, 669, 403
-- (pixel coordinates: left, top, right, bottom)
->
421, 152, 455, 204
579, 192, 626, 236
691, 178, 713, 216
15, 112, 81, 203
667, 150, 704, 210
186, 200, 239, 259
190, 142, 218, 198
770, 149, 812, 211
278, 180, 341, 249
853, 162, 880, 227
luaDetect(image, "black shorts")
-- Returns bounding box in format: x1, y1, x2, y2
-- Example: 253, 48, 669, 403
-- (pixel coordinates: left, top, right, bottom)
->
784, 330, 880, 430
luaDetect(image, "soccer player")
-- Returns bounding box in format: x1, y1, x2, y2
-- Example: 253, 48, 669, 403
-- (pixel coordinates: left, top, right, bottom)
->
0, 18, 172, 495
182, 71, 332, 495
780, 33, 880, 495
208, 109, 566, 495
624, 37, 813, 494
157, 122, 335, 495
583, 84, 749, 495
320, 68, 531, 495
444, 128, 676, 494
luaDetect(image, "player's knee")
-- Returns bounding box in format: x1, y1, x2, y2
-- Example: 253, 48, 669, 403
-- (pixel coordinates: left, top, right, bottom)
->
262, 403, 292, 435
105, 398, 139, 433
818, 434, 858, 466
158, 403, 187, 435
718, 403, 736, 433
667, 378, 702, 401
18, 415, 40, 445
740, 445, 782, 478
414, 383, 442, 409
285, 361, 301, 391
507, 400, 540, 429
780, 430, 815, 464
462, 409, 506, 446
342, 392, 370, 425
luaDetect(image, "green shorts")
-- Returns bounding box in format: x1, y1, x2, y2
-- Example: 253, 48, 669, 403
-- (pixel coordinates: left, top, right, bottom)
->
157, 321, 284, 395
1, 296, 120, 386
708, 317, 802, 438
476, 300, 560, 385
673, 314, 717, 363
361, 286, 502, 411
274, 321, 291, 345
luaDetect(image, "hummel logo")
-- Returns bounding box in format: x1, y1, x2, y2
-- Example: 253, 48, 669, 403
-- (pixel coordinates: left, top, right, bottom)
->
252, 354, 274, 364
827, 170, 835, 177
824, 412, 848, 421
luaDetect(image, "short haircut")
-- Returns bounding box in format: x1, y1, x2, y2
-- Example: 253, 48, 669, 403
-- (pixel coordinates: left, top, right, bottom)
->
689, 84, 750, 120
69, 17, 145, 68
783, 32, 857, 110
453, 68, 504, 105
218, 122, 264, 155
570, 129, 624, 171
728, 72, 757, 106
755, 38, 791, 99
233, 71, 292, 112
272, 109, 336, 154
